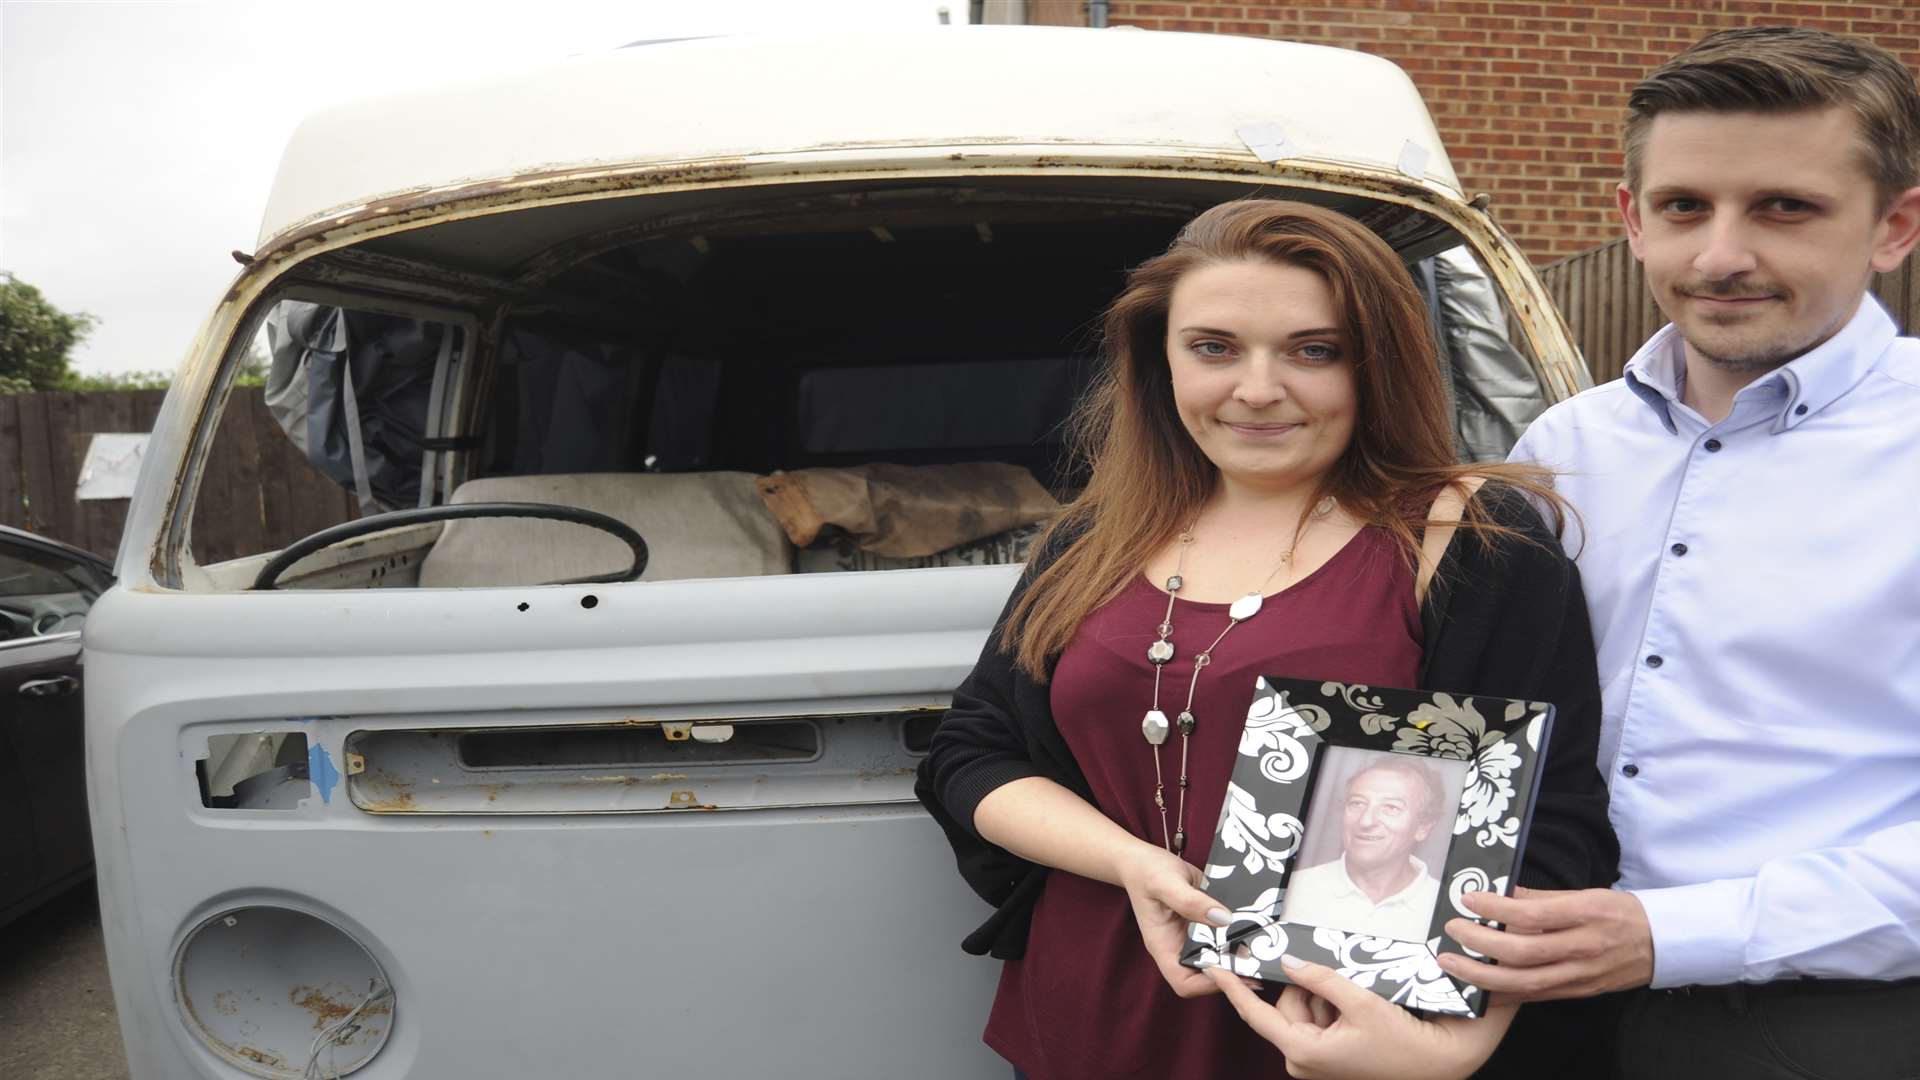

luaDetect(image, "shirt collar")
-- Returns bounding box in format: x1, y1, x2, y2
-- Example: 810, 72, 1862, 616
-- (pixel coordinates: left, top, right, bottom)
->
1620, 295, 1899, 435
1329, 854, 1431, 907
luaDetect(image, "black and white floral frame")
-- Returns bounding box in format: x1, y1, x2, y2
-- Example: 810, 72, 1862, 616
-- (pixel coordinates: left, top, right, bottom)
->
1179, 675, 1554, 1018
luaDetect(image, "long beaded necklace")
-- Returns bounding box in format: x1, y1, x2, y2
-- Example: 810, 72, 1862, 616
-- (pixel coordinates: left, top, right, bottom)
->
1143, 496, 1336, 854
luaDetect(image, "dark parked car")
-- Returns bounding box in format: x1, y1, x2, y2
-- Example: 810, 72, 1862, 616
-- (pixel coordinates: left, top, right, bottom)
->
0, 525, 111, 927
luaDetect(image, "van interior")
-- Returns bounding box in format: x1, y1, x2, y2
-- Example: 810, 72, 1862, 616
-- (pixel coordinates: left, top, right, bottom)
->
183, 177, 1547, 592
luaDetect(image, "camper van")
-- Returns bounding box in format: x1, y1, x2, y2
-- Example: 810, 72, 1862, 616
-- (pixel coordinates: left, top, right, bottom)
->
84, 26, 1587, 1078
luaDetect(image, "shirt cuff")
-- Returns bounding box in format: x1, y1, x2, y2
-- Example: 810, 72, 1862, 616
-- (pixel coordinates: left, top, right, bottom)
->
1630, 878, 1756, 988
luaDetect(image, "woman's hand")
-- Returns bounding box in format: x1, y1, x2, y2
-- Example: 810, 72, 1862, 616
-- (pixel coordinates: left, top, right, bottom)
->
973, 778, 1251, 997
1115, 844, 1233, 998
1205, 957, 1515, 1080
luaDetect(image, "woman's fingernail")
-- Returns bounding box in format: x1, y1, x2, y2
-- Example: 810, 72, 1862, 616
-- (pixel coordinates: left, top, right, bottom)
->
1279, 953, 1306, 969
1206, 907, 1232, 927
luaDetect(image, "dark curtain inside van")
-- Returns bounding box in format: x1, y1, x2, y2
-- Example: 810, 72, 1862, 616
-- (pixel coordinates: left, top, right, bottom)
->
264, 301, 446, 512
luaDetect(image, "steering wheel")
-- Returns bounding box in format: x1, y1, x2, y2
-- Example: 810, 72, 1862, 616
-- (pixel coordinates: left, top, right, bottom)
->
0, 601, 75, 638
250, 502, 650, 591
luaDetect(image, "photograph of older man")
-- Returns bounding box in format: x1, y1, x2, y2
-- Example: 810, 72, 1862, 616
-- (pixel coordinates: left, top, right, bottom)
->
1279, 753, 1459, 941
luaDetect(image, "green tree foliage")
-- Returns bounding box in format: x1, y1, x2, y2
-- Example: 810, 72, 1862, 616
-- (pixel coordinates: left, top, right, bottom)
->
0, 272, 97, 392
35, 331, 268, 392
62, 369, 174, 391
1, 279, 271, 395
234, 339, 269, 387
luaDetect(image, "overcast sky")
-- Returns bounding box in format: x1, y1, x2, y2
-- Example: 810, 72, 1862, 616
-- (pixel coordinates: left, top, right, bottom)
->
1, 0, 965, 375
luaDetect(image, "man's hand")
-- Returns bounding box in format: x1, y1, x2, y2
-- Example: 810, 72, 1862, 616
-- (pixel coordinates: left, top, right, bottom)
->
1438, 886, 1655, 1001
1116, 845, 1234, 998
1206, 958, 1513, 1080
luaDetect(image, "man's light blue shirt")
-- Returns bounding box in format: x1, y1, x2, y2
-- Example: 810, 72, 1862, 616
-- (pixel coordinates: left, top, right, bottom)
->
1509, 296, 1920, 987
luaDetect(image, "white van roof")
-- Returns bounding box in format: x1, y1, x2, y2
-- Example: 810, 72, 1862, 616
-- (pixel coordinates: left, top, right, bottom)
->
259, 26, 1460, 247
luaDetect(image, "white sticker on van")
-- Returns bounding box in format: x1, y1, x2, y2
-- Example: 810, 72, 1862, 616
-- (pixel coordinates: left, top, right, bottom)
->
1237, 123, 1298, 164
1397, 139, 1431, 179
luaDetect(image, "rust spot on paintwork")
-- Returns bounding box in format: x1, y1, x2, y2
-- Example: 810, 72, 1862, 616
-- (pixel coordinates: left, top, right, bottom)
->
292, 984, 394, 1033
211, 990, 240, 1016
668, 789, 716, 810
354, 767, 419, 813
235, 1045, 281, 1066
575, 774, 666, 788
357, 790, 416, 812
291, 985, 355, 1030
261, 159, 756, 263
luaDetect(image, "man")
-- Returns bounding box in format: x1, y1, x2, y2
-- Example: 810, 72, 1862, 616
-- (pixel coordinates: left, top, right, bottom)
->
1280, 755, 1446, 941
1440, 26, 1920, 1078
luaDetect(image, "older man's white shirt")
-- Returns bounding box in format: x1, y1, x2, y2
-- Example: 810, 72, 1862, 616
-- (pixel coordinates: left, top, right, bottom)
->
1281, 855, 1440, 941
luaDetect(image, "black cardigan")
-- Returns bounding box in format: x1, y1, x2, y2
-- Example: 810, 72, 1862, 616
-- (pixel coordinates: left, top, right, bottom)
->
914, 483, 1620, 960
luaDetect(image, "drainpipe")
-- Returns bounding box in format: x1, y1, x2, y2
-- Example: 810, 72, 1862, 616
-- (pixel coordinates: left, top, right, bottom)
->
1088, 0, 1108, 27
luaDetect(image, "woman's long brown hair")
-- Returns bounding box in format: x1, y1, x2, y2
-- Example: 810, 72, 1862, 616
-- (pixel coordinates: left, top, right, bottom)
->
1004, 199, 1567, 679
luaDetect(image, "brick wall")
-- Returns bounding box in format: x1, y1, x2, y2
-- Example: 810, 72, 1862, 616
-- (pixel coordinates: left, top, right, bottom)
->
1098, 2, 1920, 264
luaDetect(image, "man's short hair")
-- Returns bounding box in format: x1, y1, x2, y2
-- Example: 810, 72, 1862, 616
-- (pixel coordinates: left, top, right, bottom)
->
1348, 757, 1447, 828
1624, 26, 1920, 210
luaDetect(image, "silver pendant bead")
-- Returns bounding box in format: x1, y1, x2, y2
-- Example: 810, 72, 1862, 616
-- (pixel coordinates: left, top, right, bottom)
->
1166, 575, 1183, 591
1177, 710, 1196, 736
1172, 829, 1187, 854
1142, 709, 1170, 746
1147, 640, 1175, 665
1228, 592, 1263, 621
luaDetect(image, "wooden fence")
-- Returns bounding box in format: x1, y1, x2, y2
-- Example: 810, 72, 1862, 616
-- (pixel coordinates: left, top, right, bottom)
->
1540, 236, 1920, 383
0, 387, 357, 565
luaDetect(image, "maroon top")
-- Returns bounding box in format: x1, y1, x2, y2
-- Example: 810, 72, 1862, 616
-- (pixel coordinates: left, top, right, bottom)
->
984, 526, 1424, 1080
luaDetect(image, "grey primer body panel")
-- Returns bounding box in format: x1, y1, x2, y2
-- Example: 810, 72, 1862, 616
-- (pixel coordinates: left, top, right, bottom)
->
84, 568, 1012, 1077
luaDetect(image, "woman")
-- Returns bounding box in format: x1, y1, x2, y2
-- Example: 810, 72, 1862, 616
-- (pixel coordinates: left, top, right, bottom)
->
915, 200, 1618, 1079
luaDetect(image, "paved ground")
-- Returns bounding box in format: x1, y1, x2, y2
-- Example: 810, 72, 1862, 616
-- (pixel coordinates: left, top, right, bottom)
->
0, 882, 130, 1080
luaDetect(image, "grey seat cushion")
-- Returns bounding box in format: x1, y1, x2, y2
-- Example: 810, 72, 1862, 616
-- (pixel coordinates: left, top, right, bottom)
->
417, 472, 793, 587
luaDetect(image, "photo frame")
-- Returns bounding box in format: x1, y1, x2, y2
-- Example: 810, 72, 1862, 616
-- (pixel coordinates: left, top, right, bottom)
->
1179, 676, 1555, 1017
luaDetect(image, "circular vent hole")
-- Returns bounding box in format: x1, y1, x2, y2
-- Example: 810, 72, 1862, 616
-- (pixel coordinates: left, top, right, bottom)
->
174, 906, 394, 1078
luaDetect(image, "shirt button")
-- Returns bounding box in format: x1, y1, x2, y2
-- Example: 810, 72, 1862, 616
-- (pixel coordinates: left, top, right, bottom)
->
1622, 763, 1640, 778
1704, 438, 1723, 452
1670, 543, 1688, 556
1645, 655, 1664, 668
1795, 404, 1808, 415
